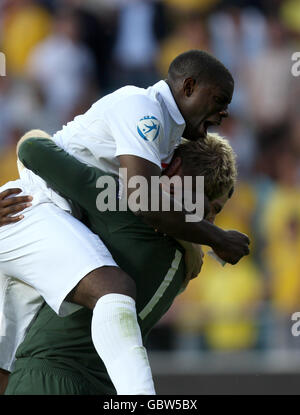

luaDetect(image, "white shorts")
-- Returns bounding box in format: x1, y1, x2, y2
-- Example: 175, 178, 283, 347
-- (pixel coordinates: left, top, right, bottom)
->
0, 185, 118, 317
0, 274, 44, 371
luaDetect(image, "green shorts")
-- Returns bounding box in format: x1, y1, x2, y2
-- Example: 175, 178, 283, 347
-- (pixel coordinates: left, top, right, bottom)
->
5, 304, 116, 395
6, 362, 93, 395
6, 358, 115, 395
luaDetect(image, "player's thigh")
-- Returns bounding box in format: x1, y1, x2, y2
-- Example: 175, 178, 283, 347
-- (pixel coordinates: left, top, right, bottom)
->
0, 203, 117, 316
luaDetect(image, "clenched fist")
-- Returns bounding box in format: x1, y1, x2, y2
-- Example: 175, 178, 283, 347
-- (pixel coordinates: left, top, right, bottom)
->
212, 229, 250, 265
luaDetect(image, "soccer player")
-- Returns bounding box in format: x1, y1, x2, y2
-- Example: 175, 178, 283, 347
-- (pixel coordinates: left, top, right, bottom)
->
0, 50, 249, 395
2, 133, 235, 395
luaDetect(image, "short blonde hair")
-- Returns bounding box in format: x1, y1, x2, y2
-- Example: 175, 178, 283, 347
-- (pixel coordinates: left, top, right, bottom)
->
174, 133, 237, 201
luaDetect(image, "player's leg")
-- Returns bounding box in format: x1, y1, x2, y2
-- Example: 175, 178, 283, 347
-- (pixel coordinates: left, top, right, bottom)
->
0, 187, 155, 395
17, 136, 156, 394
0, 274, 44, 375
64, 269, 155, 395
5, 302, 116, 395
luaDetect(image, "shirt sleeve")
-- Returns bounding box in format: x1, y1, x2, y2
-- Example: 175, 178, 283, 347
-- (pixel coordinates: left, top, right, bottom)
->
106, 95, 164, 169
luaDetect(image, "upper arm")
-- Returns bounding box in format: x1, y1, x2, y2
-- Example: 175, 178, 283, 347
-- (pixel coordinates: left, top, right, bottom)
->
118, 154, 161, 199
107, 95, 164, 169
118, 154, 165, 219
118, 154, 161, 182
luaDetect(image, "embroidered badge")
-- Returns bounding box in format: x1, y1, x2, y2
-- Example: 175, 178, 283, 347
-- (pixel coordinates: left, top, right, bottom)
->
137, 116, 161, 142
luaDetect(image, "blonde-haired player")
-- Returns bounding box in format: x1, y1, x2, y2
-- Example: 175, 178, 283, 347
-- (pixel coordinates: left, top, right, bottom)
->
0, 50, 249, 395
1, 131, 237, 394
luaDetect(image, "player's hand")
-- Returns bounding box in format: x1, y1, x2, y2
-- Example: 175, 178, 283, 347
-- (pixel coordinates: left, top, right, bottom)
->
0, 188, 32, 226
212, 230, 250, 265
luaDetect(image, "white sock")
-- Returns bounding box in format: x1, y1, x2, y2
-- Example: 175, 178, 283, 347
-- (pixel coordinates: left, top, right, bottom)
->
91, 293, 156, 395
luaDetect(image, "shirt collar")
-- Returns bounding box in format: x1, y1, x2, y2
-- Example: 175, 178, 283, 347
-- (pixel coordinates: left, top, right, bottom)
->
152, 80, 185, 126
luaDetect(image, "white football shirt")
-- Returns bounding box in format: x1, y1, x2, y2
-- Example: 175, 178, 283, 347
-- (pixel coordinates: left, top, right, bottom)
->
52, 80, 186, 174
0, 81, 186, 371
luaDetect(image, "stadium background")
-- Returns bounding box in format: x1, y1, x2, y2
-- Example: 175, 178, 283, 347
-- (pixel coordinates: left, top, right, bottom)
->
1, 0, 300, 394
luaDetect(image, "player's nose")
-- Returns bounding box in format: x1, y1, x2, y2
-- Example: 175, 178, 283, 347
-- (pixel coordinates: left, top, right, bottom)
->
220, 109, 229, 118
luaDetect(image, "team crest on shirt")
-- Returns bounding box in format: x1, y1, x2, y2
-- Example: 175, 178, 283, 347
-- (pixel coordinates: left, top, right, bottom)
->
137, 116, 161, 142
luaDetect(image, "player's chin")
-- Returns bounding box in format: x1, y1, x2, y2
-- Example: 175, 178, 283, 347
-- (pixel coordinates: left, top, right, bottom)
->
191, 133, 206, 141
183, 129, 204, 142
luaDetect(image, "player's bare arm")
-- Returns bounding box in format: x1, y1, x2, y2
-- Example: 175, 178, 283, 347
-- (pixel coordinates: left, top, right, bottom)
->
14, 133, 249, 266
0, 368, 9, 395
0, 51, 247, 396
0, 189, 32, 226
0, 165, 249, 266
118, 154, 250, 265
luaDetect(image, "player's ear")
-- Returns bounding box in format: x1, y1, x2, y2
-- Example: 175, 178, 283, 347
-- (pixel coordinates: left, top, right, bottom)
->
183, 77, 196, 98
163, 156, 182, 178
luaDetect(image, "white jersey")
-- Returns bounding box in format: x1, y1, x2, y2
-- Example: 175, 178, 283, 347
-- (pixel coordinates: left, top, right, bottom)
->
52, 80, 186, 174
17, 169, 72, 213
0, 81, 185, 372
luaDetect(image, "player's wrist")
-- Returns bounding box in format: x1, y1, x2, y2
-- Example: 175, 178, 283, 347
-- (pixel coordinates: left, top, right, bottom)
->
205, 223, 227, 251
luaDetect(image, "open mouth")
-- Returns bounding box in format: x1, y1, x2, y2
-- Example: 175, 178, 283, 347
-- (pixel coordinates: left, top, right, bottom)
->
203, 120, 221, 136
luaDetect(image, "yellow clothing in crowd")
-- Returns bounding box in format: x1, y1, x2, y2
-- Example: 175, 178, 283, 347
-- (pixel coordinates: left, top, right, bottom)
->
163, 0, 220, 13
261, 185, 300, 313
156, 20, 210, 77
281, 0, 300, 34
2, 4, 52, 74
198, 255, 262, 350
175, 252, 263, 350
0, 147, 19, 186
174, 183, 263, 350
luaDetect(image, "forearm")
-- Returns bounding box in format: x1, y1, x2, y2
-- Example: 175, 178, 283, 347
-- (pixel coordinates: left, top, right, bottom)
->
118, 154, 220, 246
140, 209, 225, 248
18, 139, 216, 247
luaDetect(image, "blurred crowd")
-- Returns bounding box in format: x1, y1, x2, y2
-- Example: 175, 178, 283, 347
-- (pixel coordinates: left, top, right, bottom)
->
0, 0, 300, 354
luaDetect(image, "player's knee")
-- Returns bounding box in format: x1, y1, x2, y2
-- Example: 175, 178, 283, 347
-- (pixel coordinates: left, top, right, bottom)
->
67, 266, 137, 309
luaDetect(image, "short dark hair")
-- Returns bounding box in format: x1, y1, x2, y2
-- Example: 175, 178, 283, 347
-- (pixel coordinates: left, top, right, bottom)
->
168, 50, 234, 88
